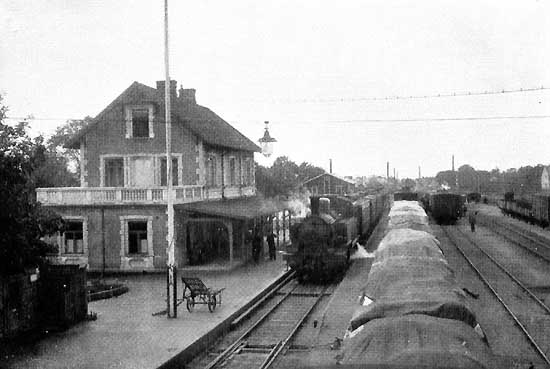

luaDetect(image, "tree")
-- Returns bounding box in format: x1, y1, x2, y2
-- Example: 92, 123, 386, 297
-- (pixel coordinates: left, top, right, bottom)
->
255, 156, 325, 197
47, 117, 92, 179
0, 96, 64, 276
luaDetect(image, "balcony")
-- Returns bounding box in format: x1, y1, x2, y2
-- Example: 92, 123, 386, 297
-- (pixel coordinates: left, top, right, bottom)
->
36, 185, 256, 206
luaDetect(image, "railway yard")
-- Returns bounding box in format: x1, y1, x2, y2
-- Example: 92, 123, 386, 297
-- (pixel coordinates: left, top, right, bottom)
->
181, 201, 550, 369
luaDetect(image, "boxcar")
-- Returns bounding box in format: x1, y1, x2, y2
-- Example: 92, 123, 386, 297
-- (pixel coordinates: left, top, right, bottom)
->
429, 193, 465, 224
530, 193, 550, 227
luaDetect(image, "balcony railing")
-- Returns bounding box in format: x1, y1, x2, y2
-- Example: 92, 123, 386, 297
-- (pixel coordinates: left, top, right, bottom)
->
36, 185, 256, 206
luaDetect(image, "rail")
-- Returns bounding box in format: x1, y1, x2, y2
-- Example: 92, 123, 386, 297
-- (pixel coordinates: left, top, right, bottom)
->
203, 281, 329, 369
441, 225, 550, 366
480, 216, 550, 263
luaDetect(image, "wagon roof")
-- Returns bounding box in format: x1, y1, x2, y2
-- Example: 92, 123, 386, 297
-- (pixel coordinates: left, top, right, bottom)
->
341, 315, 494, 369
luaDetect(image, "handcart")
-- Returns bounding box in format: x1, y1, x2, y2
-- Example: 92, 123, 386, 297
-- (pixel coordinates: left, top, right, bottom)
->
180, 277, 225, 313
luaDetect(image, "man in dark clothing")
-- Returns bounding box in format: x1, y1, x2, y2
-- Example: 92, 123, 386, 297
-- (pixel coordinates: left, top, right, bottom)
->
252, 231, 262, 263
267, 232, 277, 260
469, 211, 478, 232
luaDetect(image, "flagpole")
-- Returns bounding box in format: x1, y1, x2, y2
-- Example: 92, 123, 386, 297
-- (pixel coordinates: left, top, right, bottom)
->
164, 0, 177, 318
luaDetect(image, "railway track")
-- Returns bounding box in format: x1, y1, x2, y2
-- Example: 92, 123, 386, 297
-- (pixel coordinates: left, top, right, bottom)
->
441, 225, 550, 367
188, 277, 335, 369
479, 215, 550, 263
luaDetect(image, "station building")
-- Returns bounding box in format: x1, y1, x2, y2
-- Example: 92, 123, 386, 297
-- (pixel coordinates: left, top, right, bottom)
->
36, 80, 289, 272
302, 173, 356, 196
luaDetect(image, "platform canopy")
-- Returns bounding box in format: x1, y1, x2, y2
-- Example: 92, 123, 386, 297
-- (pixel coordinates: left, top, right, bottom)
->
176, 196, 287, 220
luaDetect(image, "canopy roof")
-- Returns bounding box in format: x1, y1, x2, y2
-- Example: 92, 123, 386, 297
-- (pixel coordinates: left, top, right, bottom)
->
176, 196, 287, 220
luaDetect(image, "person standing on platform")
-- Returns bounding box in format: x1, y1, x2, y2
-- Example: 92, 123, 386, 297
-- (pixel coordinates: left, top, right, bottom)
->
267, 232, 277, 260
252, 228, 262, 263
469, 210, 478, 232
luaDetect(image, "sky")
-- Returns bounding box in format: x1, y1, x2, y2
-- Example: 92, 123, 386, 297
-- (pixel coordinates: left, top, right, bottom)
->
1, 0, 549, 178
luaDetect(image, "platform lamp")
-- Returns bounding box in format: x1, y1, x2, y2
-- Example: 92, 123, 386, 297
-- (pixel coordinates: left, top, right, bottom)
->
258, 121, 277, 157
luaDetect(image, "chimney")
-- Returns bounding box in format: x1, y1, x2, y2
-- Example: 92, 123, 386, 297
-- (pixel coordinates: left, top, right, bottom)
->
329, 159, 332, 174
387, 162, 389, 179
179, 87, 196, 104
156, 80, 178, 100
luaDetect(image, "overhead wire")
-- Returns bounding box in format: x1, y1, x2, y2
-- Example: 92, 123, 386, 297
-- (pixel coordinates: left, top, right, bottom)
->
4, 84, 549, 123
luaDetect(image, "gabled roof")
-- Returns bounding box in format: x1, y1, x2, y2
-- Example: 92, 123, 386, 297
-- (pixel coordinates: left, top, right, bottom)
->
302, 172, 355, 186
65, 81, 260, 152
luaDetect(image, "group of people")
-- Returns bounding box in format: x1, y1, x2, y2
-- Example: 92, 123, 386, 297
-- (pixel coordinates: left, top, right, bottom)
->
251, 228, 278, 263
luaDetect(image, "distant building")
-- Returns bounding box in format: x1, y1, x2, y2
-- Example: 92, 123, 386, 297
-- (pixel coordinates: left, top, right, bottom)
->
541, 166, 550, 191
36, 80, 288, 272
302, 173, 355, 196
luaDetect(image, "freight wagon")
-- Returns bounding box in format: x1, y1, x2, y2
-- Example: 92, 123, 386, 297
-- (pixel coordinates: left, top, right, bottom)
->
428, 193, 465, 224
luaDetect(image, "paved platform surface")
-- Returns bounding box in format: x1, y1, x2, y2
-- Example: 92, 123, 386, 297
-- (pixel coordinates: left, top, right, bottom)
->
3, 257, 287, 369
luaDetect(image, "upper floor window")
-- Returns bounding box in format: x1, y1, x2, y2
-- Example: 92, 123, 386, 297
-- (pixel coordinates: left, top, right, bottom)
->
244, 158, 254, 186
229, 157, 236, 186
206, 156, 217, 187
125, 105, 154, 139
132, 108, 149, 137
105, 158, 124, 187
160, 157, 179, 186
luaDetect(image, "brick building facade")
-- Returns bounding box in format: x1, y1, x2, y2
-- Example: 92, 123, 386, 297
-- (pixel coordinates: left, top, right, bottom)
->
37, 80, 287, 272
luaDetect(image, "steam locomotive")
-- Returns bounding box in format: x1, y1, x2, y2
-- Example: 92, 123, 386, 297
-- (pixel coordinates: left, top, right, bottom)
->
286, 194, 388, 282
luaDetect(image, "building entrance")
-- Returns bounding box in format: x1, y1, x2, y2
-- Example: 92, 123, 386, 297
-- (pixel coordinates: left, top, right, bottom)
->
185, 220, 229, 266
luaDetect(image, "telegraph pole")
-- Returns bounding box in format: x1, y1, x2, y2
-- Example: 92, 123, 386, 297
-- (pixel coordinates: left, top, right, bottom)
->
164, 0, 177, 318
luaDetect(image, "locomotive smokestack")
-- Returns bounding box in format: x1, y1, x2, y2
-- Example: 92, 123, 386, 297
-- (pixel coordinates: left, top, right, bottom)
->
310, 196, 320, 216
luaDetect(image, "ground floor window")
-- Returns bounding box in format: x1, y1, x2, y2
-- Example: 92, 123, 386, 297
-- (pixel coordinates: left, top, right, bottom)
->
64, 221, 84, 254
128, 221, 148, 254
120, 216, 154, 258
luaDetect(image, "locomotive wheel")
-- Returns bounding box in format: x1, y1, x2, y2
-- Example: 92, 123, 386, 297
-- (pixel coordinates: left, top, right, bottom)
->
208, 295, 217, 312
186, 297, 195, 312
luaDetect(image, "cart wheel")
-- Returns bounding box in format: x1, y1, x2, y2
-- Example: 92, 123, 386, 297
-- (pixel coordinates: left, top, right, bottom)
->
186, 297, 195, 312
207, 295, 217, 312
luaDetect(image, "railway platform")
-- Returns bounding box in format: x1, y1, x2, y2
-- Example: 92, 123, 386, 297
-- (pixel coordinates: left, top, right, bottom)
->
3, 256, 288, 369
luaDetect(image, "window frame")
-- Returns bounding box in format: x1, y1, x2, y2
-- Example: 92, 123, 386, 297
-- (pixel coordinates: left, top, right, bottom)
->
228, 156, 236, 186
160, 157, 179, 186
64, 220, 85, 254
206, 154, 218, 187
120, 216, 154, 258
58, 216, 88, 256
127, 221, 149, 255
104, 157, 125, 187
131, 108, 150, 138
125, 104, 155, 139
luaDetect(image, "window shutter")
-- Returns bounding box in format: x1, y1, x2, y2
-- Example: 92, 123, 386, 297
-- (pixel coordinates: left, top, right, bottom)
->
125, 108, 132, 138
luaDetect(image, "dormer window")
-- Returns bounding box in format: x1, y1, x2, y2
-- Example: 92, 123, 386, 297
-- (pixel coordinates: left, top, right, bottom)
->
125, 105, 154, 139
